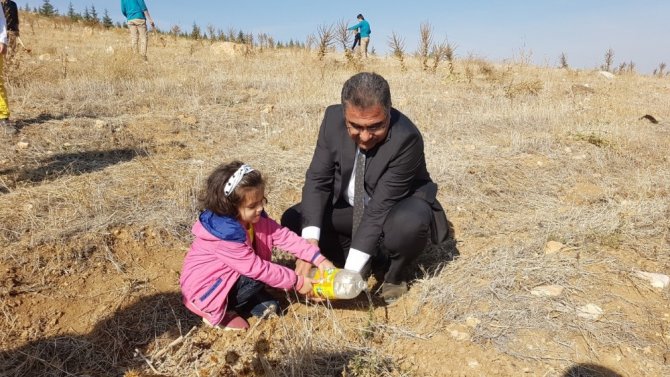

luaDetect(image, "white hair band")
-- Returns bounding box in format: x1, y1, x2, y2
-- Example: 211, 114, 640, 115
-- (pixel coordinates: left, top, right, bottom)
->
224, 164, 254, 196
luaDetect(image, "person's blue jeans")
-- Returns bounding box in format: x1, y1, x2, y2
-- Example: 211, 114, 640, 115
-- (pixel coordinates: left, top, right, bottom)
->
227, 275, 279, 317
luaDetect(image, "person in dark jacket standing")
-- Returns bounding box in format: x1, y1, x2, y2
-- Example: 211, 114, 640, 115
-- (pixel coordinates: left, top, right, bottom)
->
0, 6, 12, 136
0, 0, 18, 59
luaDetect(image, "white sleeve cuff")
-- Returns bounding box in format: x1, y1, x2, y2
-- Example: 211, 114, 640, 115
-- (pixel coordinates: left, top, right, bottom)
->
344, 248, 371, 273
301, 226, 321, 241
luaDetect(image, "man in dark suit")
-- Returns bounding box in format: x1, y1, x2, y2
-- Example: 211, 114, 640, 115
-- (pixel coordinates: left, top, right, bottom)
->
282, 72, 449, 304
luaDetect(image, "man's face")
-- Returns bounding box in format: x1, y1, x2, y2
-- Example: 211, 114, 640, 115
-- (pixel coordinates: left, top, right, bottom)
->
344, 104, 390, 151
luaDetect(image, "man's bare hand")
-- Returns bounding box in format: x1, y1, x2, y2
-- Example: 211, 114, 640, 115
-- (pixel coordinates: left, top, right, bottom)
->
0, 44, 6, 55
317, 259, 335, 273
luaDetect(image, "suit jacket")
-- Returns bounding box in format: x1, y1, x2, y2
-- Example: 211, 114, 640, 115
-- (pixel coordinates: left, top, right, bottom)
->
301, 104, 449, 255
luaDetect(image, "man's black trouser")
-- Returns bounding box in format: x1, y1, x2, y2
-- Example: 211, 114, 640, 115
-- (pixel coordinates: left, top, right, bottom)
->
281, 196, 432, 284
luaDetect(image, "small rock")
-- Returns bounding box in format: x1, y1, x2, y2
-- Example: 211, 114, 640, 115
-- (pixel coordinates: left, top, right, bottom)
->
544, 241, 564, 255
94, 120, 107, 128
105, 46, 114, 54
531, 285, 564, 297
260, 105, 274, 114
450, 329, 470, 341
598, 71, 615, 79
577, 304, 603, 320
16, 141, 29, 149
465, 317, 481, 328
633, 271, 670, 289
467, 360, 480, 368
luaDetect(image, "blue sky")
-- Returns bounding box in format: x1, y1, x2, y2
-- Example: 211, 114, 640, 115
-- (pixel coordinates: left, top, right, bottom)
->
33, 1, 670, 73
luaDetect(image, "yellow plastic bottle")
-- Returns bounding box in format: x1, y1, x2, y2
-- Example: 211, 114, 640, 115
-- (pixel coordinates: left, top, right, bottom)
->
309, 268, 367, 299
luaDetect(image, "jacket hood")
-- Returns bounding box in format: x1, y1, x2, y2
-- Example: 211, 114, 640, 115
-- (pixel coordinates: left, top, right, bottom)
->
197, 210, 246, 243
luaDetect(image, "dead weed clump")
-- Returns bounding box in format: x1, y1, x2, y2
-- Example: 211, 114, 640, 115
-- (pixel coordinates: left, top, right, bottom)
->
316, 24, 335, 61
388, 32, 407, 72
137, 298, 408, 376
505, 78, 544, 99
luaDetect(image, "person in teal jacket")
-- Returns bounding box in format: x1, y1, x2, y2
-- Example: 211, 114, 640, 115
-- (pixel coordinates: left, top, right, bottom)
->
121, 0, 155, 59
347, 14, 371, 58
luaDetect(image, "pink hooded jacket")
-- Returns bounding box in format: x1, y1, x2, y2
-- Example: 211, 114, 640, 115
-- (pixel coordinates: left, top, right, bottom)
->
180, 210, 324, 325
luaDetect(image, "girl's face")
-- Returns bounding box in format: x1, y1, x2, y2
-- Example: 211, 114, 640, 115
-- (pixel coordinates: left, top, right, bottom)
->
237, 187, 266, 226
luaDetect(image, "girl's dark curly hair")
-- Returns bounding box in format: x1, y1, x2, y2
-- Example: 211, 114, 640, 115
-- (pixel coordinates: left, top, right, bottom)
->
198, 160, 265, 217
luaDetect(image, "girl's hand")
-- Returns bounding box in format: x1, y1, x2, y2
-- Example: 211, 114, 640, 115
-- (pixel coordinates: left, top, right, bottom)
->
298, 277, 314, 296
317, 259, 335, 273
298, 275, 326, 302
294, 259, 312, 277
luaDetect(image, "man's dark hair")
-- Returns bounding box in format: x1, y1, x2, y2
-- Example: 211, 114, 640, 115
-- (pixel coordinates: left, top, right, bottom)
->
198, 160, 265, 217
357, 14, 364, 20
341, 72, 392, 113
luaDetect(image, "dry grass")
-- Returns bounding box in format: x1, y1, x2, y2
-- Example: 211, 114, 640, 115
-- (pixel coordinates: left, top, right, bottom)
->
1, 13, 669, 377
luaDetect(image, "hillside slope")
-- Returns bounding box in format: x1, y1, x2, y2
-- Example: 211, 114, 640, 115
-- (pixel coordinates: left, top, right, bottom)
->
1, 14, 669, 377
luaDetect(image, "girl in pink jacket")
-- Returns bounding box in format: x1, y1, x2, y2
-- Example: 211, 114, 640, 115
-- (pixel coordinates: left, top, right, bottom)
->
180, 161, 334, 330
